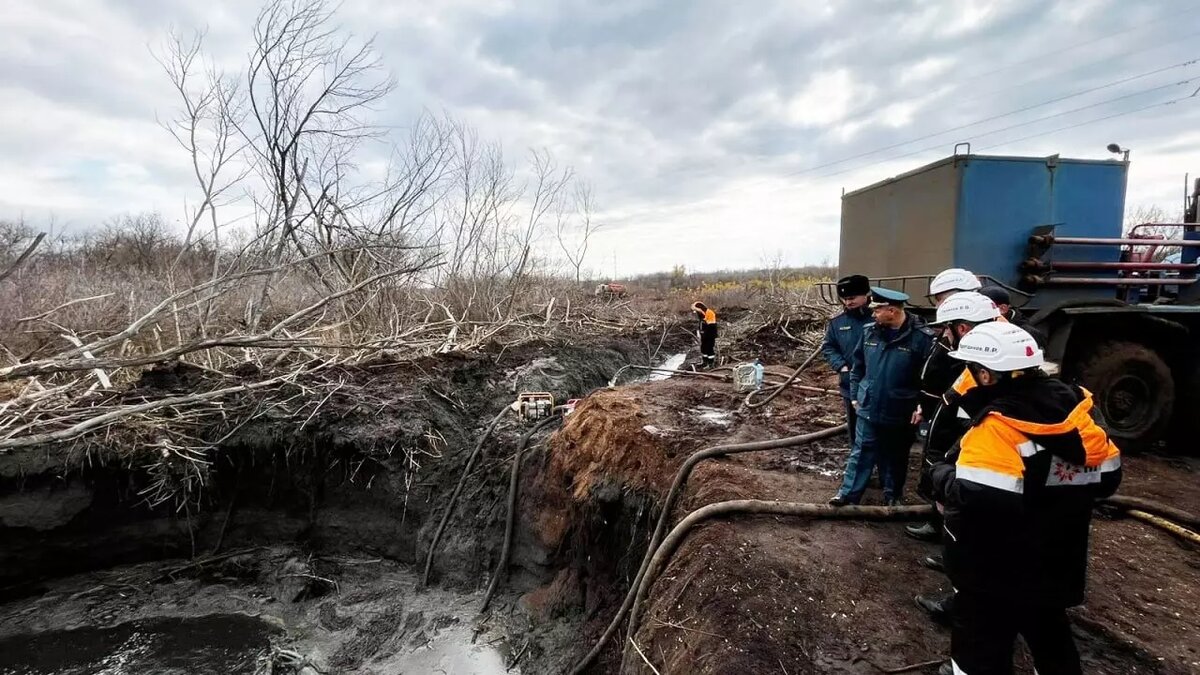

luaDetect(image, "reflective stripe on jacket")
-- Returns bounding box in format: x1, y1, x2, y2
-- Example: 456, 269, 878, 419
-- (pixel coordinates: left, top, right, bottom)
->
931, 375, 1121, 607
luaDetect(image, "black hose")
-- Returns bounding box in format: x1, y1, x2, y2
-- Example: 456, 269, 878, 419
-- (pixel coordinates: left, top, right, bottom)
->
744, 342, 824, 409
422, 406, 510, 587
481, 414, 563, 611
622, 500, 933, 666
568, 423, 847, 674
1100, 495, 1200, 531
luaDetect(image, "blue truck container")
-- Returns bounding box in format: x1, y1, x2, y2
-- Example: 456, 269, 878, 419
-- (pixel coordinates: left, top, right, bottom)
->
839, 153, 1129, 308
836, 152, 1200, 450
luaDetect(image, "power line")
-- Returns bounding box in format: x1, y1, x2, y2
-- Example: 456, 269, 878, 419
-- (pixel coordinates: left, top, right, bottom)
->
784, 57, 1200, 178
811, 76, 1200, 181
638, 27, 1200, 195
977, 88, 1200, 152
941, 5, 1191, 86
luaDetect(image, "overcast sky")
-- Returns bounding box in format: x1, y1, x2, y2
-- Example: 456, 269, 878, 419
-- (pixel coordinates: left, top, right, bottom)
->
2, 0, 1198, 276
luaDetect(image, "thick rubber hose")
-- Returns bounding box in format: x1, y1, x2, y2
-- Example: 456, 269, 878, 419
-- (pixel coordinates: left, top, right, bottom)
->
744, 342, 823, 409
568, 424, 847, 674
481, 414, 562, 611
609, 364, 731, 387
1100, 495, 1200, 531
1125, 509, 1200, 546
422, 407, 510, 587
622, 500, 934, 665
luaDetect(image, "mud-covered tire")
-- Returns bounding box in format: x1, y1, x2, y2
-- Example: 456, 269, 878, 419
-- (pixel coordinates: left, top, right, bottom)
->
1074, 340, 1173, 446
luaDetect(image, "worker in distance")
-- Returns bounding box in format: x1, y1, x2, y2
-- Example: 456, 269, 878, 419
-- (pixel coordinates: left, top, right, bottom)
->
691, 301, 718, 370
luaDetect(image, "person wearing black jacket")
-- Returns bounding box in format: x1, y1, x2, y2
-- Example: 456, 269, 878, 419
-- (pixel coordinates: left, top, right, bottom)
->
929, 322, 1121, 675
908, 285, 996, 543
978, 285, 1046, 347
821, 275, 873, 445
908, 292, 1003, 623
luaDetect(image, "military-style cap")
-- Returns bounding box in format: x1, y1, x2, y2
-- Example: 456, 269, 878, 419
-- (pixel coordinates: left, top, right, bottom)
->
978, 285, 1011, 306
868, 286, 909, 308
836, 274, 870, 299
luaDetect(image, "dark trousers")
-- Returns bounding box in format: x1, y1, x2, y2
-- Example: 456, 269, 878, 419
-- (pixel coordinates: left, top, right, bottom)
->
836, 417, 914, 503
843, 397, 858, 446
699, 325, 717, 364
951, 592, 1081, 675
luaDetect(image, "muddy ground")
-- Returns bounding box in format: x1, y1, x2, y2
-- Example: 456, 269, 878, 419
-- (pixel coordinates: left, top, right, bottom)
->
1, 310, 1198, 674
533, 376, 1200, 674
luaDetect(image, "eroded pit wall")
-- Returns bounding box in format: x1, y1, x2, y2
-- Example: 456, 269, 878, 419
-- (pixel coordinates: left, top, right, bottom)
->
0, 340, 645, 593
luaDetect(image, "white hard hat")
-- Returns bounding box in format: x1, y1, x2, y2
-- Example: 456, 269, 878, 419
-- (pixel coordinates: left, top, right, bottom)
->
929, 268, 982, 295
931, 291, 1000, 325
949, 321, 1044, 372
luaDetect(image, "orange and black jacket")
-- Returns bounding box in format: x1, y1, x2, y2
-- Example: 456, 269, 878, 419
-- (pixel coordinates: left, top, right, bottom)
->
930, 373, 1121, 607
696, 308, 718, 336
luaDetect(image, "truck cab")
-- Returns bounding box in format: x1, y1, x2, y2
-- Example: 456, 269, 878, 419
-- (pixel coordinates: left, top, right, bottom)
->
834, 151, 1200, 450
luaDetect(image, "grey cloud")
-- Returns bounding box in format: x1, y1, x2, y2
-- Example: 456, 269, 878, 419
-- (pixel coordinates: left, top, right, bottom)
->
3, 0, 1198, 271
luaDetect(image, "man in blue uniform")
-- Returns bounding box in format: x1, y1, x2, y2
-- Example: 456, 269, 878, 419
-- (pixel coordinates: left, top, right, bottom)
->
821, 274, 872, 446
830, 287, 936, 506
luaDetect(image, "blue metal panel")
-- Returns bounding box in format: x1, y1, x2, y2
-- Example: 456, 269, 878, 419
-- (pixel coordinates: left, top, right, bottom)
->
954, 157, 1052, 287
953, 156, 1128, 308
1047, 160, 1127, 244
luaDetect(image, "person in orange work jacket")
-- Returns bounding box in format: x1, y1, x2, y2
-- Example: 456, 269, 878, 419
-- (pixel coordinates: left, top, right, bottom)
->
692, 302, 718, 369
928, 322, 1121, 675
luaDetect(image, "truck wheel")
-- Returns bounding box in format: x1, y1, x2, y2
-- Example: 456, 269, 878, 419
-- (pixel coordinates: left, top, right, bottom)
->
1074, 340, 1173, 446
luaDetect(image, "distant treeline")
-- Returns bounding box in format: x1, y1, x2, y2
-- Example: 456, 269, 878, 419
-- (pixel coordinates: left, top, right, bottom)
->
624, 264, 837, 295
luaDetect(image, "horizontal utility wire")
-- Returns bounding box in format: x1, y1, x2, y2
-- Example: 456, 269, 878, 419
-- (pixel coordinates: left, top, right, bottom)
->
598, 11, 1199, 222
941, 5, 1192, 86
978, 87, 1200, 151
811, 76, 1200, 180
784, 57, 1200, 178
615, 34, 1200, 211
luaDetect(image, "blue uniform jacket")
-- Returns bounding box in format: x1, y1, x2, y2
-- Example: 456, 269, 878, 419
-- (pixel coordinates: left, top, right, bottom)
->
850, 315, 936, 426
821, 307, 872, 398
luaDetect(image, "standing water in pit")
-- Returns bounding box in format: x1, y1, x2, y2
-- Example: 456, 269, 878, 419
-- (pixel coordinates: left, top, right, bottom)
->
0, 614, 277, 675
647, 352, 687, 381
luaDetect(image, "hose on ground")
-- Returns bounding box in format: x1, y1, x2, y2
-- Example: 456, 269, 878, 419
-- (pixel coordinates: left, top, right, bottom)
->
481, 413, 563, 612
1124, 509, 1200, 546
608, 364, 732, 387
1100, 495, 1200, 531
569, 423, 848, 675
621, 500, 934, 666
744, 342, 824, 409
422, 406, 511, 587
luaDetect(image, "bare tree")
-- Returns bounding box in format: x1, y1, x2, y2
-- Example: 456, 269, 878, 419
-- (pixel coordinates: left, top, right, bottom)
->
237, 0, 396, 327
556, 183, 601, 284
155, 30, 246, 277
504, 149, 573, 316
1124, 203, 1177, 262
760, 249, 787, 296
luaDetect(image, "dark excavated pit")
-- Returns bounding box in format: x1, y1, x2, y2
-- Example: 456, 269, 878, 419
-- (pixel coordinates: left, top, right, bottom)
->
0, 614, 277, 675
0, 335, 699, 675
